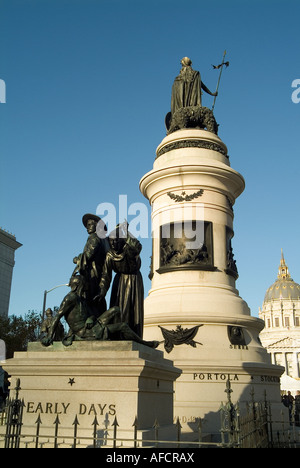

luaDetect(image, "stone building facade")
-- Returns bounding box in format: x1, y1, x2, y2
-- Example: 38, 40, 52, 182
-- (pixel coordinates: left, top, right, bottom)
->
0, 228, 22, 318
259, 252, 300, 394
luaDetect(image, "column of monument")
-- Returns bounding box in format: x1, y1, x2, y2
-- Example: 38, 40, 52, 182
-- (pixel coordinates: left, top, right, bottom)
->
140, 57, 284, 435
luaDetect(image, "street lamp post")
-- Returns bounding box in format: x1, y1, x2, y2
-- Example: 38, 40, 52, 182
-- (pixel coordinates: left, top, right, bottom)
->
42, 283, 69, 319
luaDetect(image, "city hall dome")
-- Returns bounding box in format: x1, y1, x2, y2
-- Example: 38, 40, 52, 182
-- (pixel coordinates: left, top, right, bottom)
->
264, 251, 300, 302
259, 251, 300, 395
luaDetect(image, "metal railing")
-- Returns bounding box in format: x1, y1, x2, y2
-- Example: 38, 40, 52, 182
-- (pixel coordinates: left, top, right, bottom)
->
1, 379, 299, 449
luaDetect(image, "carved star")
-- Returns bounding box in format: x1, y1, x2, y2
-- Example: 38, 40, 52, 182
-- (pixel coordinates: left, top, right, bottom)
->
68, 378, 75, 386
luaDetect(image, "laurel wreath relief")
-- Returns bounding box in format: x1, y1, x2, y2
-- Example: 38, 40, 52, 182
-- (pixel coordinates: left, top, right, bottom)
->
167, 190, 204, 202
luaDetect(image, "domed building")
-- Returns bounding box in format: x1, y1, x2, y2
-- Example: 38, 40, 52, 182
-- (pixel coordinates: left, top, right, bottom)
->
259, 251, 300, 394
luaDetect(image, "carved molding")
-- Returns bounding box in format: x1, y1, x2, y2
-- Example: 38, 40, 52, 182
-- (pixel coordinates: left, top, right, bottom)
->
156, 139, 228, 159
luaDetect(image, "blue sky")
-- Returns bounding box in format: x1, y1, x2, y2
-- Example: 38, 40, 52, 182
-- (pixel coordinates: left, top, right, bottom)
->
0, 0, 299, 319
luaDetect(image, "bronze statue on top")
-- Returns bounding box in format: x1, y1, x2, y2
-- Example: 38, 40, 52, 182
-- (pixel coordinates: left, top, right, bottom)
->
166, 57, 218, 135
171, 57, 217, 114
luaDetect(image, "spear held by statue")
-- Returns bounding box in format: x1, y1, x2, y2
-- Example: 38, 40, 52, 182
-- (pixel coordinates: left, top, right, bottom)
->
212, 50, 229, 111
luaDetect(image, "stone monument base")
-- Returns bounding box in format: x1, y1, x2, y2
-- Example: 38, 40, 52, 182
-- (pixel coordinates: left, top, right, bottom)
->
144, 324, 287, 439
2, 341, 181, 448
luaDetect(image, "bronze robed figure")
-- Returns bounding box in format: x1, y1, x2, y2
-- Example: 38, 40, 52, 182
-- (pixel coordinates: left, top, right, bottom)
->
96, 222, 144, 338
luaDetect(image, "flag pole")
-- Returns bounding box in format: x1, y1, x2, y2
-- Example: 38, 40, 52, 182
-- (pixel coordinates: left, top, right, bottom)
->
212, 50, 227, 111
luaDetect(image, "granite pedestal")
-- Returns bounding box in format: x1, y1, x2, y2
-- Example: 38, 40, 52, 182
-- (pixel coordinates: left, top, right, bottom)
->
2, 341, 181, 447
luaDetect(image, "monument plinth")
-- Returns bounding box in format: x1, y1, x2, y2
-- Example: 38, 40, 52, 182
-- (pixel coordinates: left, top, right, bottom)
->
140, 127, 284, 436
3, 341, 181, 447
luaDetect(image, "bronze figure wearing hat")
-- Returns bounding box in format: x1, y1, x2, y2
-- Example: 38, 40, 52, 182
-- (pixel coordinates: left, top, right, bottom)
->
72, 213, 109, 317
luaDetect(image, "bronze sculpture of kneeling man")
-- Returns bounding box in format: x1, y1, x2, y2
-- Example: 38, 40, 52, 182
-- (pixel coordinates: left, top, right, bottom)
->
41, 275, 159, 349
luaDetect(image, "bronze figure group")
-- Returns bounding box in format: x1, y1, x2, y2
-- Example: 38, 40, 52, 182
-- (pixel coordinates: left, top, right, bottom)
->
41, 215, 158, 349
